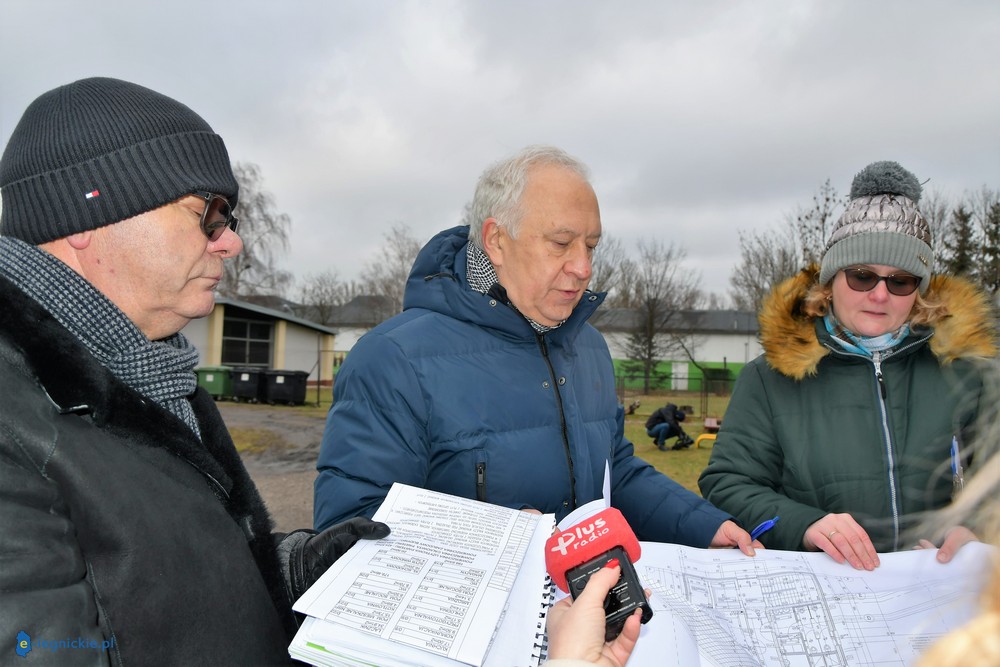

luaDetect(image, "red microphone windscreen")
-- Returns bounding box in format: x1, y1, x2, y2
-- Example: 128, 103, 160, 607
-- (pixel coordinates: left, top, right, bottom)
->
544, 507, 641, 593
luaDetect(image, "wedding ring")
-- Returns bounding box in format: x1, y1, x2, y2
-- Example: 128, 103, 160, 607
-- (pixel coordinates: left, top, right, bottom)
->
828, 530, 839, 539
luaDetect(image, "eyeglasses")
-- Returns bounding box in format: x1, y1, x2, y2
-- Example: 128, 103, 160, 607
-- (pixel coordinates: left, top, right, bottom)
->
842, 267, 920, 296
192, 191, 239, 241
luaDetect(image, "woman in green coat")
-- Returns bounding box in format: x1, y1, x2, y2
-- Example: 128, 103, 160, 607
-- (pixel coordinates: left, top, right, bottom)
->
699, 161, 997, 570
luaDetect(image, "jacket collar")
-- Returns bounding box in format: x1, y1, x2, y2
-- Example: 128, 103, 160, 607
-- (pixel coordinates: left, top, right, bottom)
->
404, 225, 606, 345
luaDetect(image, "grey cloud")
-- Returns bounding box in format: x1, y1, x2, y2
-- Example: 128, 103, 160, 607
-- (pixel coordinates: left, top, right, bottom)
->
2, 0, 998, 300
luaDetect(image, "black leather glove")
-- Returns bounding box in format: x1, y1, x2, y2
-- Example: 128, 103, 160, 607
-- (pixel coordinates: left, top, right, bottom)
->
278, 517, 391, 601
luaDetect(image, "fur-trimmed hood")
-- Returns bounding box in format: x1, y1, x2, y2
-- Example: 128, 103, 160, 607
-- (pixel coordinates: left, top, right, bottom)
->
759, 265, 997, 380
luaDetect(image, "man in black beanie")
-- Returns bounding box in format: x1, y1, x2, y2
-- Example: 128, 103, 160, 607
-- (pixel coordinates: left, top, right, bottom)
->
0, 77, 388, 665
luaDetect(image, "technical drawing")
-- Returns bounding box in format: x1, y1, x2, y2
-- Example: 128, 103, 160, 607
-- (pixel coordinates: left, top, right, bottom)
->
639, 546, 983, 666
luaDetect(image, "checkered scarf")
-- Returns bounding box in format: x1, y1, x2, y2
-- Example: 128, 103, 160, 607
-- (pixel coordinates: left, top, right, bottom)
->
465, 241, 559, 333
0, 236, 202, 439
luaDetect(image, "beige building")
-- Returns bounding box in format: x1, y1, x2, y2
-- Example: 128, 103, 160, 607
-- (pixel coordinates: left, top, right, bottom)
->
182, 297, 338, 387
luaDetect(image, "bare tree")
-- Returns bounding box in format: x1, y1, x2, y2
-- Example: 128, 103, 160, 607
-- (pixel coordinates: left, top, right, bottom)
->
589, 235, 630, 302
219, 162, 293, 298
297, 270, 364, 325
621, 240, 701, 393
609, 255, 640, 309
920, 189, 952, 273
795, 179, 844, 266
702, 292, 729, 310
970, 186, 1000, 233
729, 179, 844, 312
360, 222, 423, 317
728, 226, 800, 312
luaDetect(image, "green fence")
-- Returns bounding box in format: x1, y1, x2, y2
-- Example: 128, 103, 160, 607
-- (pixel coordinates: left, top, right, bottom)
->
613, 360, 741, 417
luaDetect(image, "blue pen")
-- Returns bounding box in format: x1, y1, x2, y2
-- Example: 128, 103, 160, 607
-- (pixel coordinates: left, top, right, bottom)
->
750, 516, 779, 541
951, 436, 965, 495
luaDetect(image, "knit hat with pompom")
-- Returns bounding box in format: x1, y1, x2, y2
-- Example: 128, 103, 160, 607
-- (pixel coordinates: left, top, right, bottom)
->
819, 161, 933, 294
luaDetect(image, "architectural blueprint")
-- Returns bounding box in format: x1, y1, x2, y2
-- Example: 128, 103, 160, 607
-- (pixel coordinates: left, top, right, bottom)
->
290, 486, 992, 667
626, 541, 995, 667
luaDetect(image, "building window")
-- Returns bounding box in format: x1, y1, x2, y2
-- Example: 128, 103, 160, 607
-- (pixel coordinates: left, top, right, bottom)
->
222, 318, 273, 367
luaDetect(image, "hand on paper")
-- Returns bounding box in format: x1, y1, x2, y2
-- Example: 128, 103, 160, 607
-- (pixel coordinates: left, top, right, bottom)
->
803, 513, 879, 571
280, 517, 391, 600
913, 525, 979, 564
546, 563, 642, 667
709, 520, 760, 556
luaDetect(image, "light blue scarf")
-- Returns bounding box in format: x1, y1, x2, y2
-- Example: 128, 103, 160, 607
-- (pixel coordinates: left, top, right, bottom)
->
823, 312, 910, 358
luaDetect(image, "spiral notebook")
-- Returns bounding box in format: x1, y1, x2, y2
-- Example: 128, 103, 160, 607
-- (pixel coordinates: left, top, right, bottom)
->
289, 483, 558, 667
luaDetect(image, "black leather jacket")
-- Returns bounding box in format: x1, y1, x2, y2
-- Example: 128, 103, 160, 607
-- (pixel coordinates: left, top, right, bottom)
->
0, 276, 295, 665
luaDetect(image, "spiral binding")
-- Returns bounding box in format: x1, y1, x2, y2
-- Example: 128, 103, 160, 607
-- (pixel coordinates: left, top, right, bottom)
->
529, 574, 557, 665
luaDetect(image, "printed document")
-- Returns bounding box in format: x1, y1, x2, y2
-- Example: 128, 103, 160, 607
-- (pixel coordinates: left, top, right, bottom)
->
291, 483, 555, 667
289, 480, 994, 667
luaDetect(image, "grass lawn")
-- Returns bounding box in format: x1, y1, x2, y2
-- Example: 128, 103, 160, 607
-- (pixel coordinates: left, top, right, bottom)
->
624, 394, 729, 494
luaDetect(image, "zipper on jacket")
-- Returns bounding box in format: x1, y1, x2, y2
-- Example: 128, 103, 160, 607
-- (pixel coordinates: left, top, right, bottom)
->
873, 355, 887, 399
538, 333, 578, 511
871, 351, 901, 550
476, 462, 487, 502
822, 337, 933, 552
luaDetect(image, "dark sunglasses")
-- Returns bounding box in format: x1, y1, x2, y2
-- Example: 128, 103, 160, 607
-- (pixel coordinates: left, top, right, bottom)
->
193, 191, 239, 241
842, 267, 920, 296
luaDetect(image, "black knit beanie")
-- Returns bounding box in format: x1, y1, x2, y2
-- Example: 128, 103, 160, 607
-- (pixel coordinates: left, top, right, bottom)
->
0, 77, 239, 244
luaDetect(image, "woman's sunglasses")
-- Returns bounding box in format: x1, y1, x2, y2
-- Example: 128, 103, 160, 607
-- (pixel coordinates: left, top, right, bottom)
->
842, 267, 920, 297
193, 191, 239, 241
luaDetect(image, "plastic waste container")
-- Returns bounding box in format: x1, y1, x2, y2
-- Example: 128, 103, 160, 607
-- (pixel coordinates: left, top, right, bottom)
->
263, 370, 309, 405
230, 367, 265, 403
195, 365, 233, 400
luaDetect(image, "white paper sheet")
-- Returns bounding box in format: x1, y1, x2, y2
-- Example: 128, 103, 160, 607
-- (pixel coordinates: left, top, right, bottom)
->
293, 483, 556, 666
290, 476, 993, 667
628, 541, 996, 667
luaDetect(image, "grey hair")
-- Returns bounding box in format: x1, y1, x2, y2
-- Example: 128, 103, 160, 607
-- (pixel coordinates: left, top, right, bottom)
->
466, 144, 591, 248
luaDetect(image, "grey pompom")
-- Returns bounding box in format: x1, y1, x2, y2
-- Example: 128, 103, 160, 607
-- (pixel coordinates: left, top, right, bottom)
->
849, 161, 922, 203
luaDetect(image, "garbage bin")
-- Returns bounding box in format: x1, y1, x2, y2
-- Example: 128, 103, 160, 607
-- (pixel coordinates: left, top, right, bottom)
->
262, 370, 309, 405
230, 367, 265, 403
195, 365, 233, 400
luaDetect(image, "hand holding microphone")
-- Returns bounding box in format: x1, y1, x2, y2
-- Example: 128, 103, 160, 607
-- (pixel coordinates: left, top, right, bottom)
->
545, 507, 653, 641
545, 561, 642, 667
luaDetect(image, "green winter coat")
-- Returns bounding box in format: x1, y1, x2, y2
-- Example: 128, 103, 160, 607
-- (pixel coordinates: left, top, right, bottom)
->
699, 266, 997, 552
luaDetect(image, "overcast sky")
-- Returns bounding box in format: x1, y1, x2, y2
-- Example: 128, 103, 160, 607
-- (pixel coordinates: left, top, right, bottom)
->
3, 1, 998, 302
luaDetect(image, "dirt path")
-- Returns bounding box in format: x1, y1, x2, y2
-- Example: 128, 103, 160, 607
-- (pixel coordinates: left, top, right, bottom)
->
216, 402, 324, 533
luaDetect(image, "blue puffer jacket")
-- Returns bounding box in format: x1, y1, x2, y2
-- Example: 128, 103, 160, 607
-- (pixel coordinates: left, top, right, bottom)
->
314, 226, 730, 545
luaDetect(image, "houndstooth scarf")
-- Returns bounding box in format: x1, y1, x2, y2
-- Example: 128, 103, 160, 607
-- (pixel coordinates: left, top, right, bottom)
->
0, 236, 202, 439
465, 241, 559, 333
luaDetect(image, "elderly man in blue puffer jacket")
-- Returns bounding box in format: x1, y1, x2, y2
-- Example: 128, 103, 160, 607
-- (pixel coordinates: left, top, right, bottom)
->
314, 145, 756, 553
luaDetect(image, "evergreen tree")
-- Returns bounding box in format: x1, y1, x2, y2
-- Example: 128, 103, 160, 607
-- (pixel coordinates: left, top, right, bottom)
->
977, 202, 1000, 293
940, 206, 977, 280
